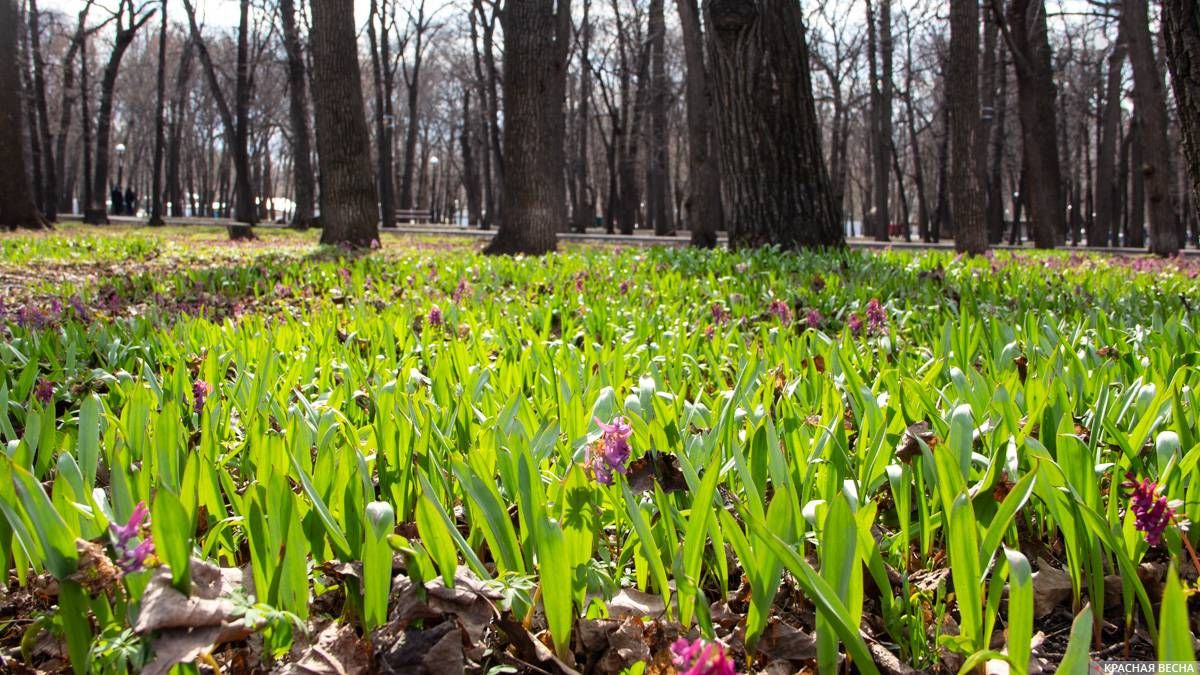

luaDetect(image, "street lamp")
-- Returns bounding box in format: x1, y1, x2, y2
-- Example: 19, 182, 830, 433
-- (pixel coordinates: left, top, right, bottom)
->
115, 143, 127, 188
429, 156, 440, 224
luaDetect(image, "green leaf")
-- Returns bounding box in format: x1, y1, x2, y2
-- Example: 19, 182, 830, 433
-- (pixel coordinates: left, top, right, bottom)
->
1157, 566, 1196, 663
152, 489, 192, 593
1054, 605, 1093, 675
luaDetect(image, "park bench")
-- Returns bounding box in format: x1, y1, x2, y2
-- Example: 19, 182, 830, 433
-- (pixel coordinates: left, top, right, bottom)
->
394, 209, 433, 224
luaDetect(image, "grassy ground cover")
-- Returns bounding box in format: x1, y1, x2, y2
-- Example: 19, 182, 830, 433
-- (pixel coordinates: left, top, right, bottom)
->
1, 225, 1198, 673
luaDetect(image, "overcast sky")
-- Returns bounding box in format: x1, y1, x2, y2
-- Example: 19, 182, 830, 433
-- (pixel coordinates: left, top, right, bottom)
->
39, 0, 377, 28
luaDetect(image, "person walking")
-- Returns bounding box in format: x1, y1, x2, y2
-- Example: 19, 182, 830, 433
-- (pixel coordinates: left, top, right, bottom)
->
111, 185, 123, 215
124, 186, 137, 216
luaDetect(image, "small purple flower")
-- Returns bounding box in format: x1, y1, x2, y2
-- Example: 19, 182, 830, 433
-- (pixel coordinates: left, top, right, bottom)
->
34, 378, 54, 405
670, 637, 737, 675
1122, 473, 1175, 546
337, 267, 352, 285
452, 278, 472, 304
619, 280, 631, 295
588, 416, 633, 485
711, 303, 730, 325
574, 272, 587, 293
69, 295, 92, 321
768, 298, 792, 324
429, 305, 444, 327
109, 501, 154, 574
865, 298, 887, 334
370, 238, 381, 250
805, 309, 822, 330
120, 538, 155, 574
848, 313, 864, 336
192, 379, 212, 415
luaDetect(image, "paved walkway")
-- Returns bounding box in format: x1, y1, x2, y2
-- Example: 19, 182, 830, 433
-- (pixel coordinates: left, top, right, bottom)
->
75, 214, 1195, 256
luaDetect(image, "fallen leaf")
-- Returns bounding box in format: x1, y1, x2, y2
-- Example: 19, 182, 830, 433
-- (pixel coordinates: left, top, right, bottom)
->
277, 620, 371, 675
1031, 558, 1073, 618
757, 620, 816, 663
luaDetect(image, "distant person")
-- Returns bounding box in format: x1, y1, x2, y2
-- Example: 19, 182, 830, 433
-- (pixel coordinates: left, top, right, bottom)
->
111, 186, 123, 215
125, 187, 137, 216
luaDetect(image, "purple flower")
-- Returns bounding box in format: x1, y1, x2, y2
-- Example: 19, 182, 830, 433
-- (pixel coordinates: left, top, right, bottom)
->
34, 378, 54, 405
337, 267, 352, 285
619, 280, 631, 295
848, 313, 864, 336
69, 295, 92, 321
452, 278, 472, 304
711, 303, 730, 325
370, 238, 381, 250
575, 272, 587, 293
670, 638, 737, 675
865, 298, 887, 334
109, 501, 154, 574
1123, 473, 1175, 546
429, 305, 444, 327
768, 298, 792, 324
587, 416, 633, 485
192, 379, 212, 415
805, 309, 822, 330
120, 538, 155, 574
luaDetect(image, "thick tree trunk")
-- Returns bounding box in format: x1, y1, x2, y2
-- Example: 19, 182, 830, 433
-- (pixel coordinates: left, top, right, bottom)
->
310, 0, 380, 247
867, 0, 892, 242
948, 0, 987, 254
280, 0, 315, 228
1124, 0, 1179, 255
1001, 0, 1063, 248
148, 0, 167, 226
0, 0, 48, 229
1164, 0, 1200, 222
704, 0, 841, 249
485, 0, 570, 255
1128, 118, 1146, 247
647, 0, 674, 236
1093, 31, 1126, 247
677, 0, 722, 247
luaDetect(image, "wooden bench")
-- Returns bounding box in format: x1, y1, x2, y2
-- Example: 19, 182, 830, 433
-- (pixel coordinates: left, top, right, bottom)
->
394, 209, 432, 223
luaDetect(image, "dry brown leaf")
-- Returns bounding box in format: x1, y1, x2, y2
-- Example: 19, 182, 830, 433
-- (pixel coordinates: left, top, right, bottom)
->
276, 620, 372, 675
1031, 558, 1073, 618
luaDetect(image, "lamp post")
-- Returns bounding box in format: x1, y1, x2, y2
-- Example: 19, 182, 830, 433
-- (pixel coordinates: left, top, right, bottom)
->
429, 156, 440, 223
115, 143, 127, 189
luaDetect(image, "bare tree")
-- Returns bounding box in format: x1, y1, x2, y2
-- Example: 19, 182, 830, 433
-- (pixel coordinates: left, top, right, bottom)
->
677, 0, 721, 247
148, 0, 167, 225
485, 0, 572, 254
1094, 25, 1126, 246
310, 0, 379, 246
705, 0, 841, 249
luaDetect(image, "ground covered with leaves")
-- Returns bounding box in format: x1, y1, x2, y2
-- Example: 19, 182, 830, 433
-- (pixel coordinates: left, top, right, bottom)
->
1, 225, 1199, 674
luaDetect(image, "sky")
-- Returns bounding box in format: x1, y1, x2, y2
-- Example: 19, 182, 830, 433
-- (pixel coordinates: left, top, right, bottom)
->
39, 0, 378, 28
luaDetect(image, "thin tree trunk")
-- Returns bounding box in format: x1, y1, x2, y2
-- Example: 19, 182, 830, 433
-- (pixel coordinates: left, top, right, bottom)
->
309, 0, 379, 247
368, 0, 395, 229
1128, 117, 1146, 247
166, 39, 193, 218
28, 0, 55, 221
148, 0, 167, 225
280, 0, 315, 228
704, 0, 841, 249
462, 91, 482, 226
573, 0, 596, 234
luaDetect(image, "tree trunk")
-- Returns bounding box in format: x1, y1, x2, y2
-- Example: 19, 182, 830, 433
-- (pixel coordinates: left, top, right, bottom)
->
0, 0, 48, 229
1093, 31, 1126, 247
148, 0, 167, 225
1000, 0, 1063, 248
54, 3, 92, 215
310, 0, 380, 247
704, 0, 841, 249
1128, 117, 1146, 247
948, 0, 987, 254
20, 14, 45, 216
85, 5, 155, 224
1164, 0, 1200, 222
677, 0, 722, 247
462, 91, 482, 226
485, 0, 570, 255
28, 0, 55, 221
166, 39, 193, 218
280, 0, 316, 229
867, 0, 892, 242
646, 0, 674, 236
368, 0, 395, 229
1124, 0, 1179, 255
573, 0, 596, 234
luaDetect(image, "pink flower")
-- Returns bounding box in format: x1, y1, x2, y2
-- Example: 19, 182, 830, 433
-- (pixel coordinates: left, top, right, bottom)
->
109, 502, 154, 574
429, 305, 444, 327
34, 378, 54, 405
588, 416, 633, 485
670, 638, 737, 675
768, 299, 791, 324
1122, 473, 1175, 546
805, 309, 822, 330
848, 313, 864, 336
865, 298, 887, 334
192, 379, 212, 415
619, 280, 631, 295
711, 303, 730, 325
452, 278, 472, 304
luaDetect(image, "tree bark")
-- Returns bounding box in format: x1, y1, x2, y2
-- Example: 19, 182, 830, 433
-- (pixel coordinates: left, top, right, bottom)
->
368, 0, 395, 229
1091, 32, 1126, 247
573, 0, 596, 234
28, 0, 55, 221
0, 0, 48, 229
399, 1, 430, 216
646, 0, 674, 236
677, 0, 722, 247
997, 0, 1063, 248
948, 0, 987, 254
1124, 0, 1178, 255
166, 39, 193, 217
485, 0, 571, 255
280, 0, 316, 228
310, 0, 380, 247
148, 0, 167, 225
462, 91, 482, 226
1164, 0, 1200, 224
704, 0, 841, 249
866, 0, 892, 241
